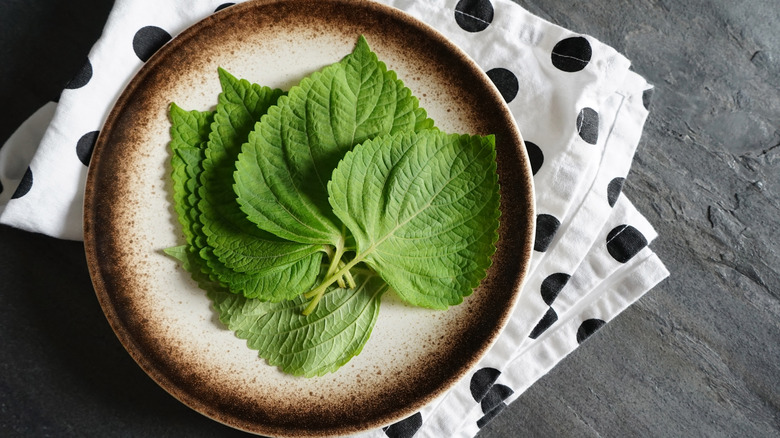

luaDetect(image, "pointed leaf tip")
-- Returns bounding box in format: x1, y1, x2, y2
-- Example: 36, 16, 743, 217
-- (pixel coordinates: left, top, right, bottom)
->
355, 35, 370, 53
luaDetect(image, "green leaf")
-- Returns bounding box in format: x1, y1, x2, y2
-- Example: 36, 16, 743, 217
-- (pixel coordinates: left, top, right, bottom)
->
327, 130, 500, 309
194, 69, 325, 300
200, 69, 323, 270
234, 36, 435, 247
209, 268, 387, 377
168, 104, 214, 244
167, 73, 325, 302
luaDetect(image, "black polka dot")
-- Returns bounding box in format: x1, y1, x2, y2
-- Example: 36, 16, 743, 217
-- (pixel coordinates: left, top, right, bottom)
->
607, 177, 625, 207
133, 26, 172, 62
454, 0, 494, 33
642, 88, 654, 110
477, 402, 507, 429
11, 167, 33, 199
541, 272, 571, 306
481, 384, 514, 413
77, 131, 99, 166
606, 224, 648, 263
577, 107, 599, 145
0, 178, 4, 195
529, 307, 558, 339
65, 58, 93, 90
551, 36, 592, 72
383, 412, 422, 438
470, 367, 501, 402
576, 318, 606, 344
214, 3, 235, 12
524, 141, 544, 175
534, 214, 560, 252
486, 68, 519, 103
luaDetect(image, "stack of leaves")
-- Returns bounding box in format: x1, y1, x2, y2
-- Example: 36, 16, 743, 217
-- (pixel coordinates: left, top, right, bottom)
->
165, 36, 501, 377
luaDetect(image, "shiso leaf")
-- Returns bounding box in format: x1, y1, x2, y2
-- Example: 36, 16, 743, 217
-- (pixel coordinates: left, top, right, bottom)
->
200, 68, 324, 274
168, 104, 214, 244
326, 130, 500, 309
167, 78, 324, 302
234, 35, 435, 248
208, 268, 387, 377
193, 69, 324, 301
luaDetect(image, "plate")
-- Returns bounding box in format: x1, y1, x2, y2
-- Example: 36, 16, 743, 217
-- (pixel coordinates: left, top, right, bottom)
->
83, 0, 534, 436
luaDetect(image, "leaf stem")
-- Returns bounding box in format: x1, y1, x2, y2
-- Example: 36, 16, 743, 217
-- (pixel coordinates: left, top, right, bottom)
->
323, 245, 335, 261
340, 260, 357, 288
302, 254, 365, 315
325, 237, 347, 284
321, 245, 348, 287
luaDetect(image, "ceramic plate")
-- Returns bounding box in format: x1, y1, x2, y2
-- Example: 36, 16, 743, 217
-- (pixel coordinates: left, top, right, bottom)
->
84, 0, 534, 436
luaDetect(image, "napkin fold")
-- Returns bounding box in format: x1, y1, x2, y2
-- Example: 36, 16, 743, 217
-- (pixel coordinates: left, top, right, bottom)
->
0, 0, 669, 436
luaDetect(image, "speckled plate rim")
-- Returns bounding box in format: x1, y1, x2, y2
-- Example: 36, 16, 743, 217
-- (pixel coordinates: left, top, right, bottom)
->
83, 0, 535, 436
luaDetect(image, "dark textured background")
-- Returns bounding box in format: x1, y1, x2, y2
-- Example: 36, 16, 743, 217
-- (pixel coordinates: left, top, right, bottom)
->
1, 0, 778, 436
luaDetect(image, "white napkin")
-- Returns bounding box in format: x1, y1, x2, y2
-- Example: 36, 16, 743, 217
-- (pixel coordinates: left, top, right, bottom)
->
0, 0, 669, 436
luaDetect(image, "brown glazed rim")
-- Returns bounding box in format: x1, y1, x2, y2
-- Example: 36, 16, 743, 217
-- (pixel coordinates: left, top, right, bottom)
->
83, 0, 535, 436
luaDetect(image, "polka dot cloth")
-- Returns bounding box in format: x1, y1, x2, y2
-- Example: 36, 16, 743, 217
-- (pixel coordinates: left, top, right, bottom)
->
0, 0, 669, 436
132, 26, 172, 62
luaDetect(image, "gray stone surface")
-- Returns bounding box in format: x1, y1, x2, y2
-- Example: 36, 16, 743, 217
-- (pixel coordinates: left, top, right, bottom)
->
1, 0, 778, 437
